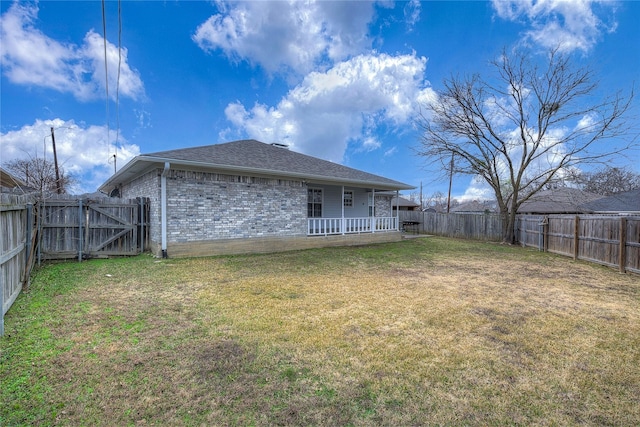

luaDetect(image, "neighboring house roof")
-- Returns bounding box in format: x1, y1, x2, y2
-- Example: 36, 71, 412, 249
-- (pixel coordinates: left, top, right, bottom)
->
100, 139, 413, 194
579, 189, 640, 214
450, 199, 498, 213
518, 188, 602, 214
0, 167, 38, 194
391, 196, 420, 209
1, 167, 27, 188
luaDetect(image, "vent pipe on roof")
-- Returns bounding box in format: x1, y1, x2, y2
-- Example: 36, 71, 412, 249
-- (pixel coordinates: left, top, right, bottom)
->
270, 143, 289, 149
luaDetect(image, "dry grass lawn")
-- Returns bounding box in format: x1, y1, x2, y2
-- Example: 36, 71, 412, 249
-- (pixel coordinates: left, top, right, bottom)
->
1, 237, 639, 426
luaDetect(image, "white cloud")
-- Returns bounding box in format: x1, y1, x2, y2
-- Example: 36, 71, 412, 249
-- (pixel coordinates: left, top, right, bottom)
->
404, 0, 422, 29
222, 52, 435, 162
0, 2, 144, 101
193, 0, 379, 74
362, 136, 382, 151
492, 0, 618, 52
384, 146, 398, 157
459, 176, 495, 202
574, 111, 598, 132
0, 118, 140, 193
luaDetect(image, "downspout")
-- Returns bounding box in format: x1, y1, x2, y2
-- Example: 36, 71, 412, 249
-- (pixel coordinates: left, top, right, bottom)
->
161, 162, 170, 258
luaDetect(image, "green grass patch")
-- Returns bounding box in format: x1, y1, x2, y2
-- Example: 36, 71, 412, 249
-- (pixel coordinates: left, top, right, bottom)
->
1, 237, 639, 426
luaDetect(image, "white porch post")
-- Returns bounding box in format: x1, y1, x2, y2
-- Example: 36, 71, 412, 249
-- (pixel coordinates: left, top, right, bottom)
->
341, 185, 345, 235
371, 188, 375, 233
396, 190, 399, 231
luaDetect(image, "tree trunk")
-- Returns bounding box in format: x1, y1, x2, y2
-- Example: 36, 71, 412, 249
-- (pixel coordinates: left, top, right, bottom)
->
500, 210, 517, 244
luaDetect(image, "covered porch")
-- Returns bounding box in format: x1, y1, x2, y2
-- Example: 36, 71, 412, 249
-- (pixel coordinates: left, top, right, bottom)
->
306, 184, 401, 236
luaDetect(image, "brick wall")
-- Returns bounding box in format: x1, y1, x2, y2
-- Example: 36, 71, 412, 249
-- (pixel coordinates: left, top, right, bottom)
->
120, 169, 162, 245
375, 194, 393, 217
164, 169, 307, 243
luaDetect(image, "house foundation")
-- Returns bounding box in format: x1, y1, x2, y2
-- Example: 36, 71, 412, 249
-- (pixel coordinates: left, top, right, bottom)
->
150, 232, 403, 258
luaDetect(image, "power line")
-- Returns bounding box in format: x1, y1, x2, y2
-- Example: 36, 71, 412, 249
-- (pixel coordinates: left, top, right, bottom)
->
115, 0, 122, 173
101, 0, 110, 171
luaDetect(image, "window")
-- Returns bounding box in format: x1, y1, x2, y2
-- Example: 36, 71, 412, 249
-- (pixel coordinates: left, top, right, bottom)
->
343, 190, 353, 207
307, 188, 323, 217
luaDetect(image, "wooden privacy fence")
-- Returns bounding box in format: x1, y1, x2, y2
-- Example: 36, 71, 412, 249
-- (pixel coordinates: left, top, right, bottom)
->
399, 210, 639, 274
1, 195, 149, 336
1, 194, 34, 336
517, 214, 640, 274
398, 211, 504, 241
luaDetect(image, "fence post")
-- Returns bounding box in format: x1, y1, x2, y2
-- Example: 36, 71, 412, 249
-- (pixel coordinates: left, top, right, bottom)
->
1, 256, 3, 336
573, 215, 580, 260
25, 204, 33, 269
85, 205, 90, 256
23, 203, 34, 293
619, 217, 627, 273
538, 221, 544, 251
78, 199, 83, 262
37, 201, 42, 266
139, 197, 145, 253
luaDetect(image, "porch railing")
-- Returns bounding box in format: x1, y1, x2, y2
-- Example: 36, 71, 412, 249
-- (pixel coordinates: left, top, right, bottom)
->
307, 217, 398, 236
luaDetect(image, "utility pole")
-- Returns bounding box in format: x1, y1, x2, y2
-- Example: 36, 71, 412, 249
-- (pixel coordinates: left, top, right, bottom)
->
50, 127, 62, 194
446, 153, 454, 213
113, 154, 117, 174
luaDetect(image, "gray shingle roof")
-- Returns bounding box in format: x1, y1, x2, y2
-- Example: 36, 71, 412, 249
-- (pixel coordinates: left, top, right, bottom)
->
450, 200, 498, 213
517, 188, 602, 214
391, 196, 420, 208
579, 189, 640, 213
100, 139, 413, 193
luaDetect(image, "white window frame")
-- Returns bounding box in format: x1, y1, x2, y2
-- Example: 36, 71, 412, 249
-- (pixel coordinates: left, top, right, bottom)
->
343, 190, 354, 208
307, 187, 323, 218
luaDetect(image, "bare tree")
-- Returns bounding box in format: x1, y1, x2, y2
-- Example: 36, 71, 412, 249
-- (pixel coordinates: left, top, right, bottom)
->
3, 157, 76, 195
417, 48, 634, 242
407, 191, 421, 205
578, 166, 640, 195
424, 191, 457, 212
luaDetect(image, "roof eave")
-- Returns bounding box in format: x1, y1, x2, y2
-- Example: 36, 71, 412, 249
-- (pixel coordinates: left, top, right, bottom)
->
99, 155, 414, 193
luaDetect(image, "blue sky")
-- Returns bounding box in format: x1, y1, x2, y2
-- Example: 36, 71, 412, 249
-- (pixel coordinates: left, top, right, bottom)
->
1, 0, 638, 197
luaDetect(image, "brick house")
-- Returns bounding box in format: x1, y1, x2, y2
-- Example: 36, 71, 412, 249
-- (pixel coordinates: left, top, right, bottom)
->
99, 139, 413, 257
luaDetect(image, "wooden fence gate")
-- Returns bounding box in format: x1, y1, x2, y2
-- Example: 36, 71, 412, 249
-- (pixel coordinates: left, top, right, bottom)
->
1, 195, 149, 336
39, 197, 149, 261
